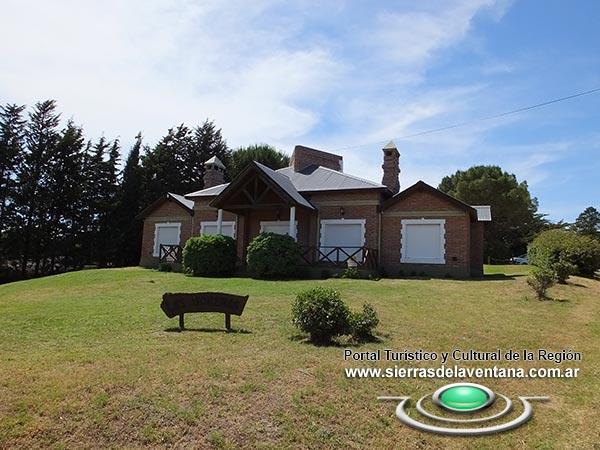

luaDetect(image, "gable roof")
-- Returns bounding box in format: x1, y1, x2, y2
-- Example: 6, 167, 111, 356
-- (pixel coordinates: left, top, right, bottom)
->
382, 181, 477, 219
136, 192, 194, 219
209, 161, 315, 210
276, 165, 387, 192
255, 162, 315, 209
185, 163, 387, 199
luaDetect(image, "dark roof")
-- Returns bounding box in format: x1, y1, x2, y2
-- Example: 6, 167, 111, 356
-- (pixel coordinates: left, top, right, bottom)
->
135, 192, 194, 219
382, 181, 477, 219
209, 161, 315, 210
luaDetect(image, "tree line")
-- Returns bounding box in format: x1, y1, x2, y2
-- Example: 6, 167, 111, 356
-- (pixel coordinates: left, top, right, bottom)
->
0, 100, 289, 282
438, 166, 599, 259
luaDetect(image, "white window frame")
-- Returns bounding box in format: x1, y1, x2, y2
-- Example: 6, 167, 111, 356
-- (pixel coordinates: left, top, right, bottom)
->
400, 218, 446, 264
260, 220, 298, 237
153, 222, 182, 257
319, 219, 366, 248
200, 221, 237, 238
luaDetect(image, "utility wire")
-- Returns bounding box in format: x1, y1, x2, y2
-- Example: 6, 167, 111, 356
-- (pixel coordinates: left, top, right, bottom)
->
332, 86, 600, 152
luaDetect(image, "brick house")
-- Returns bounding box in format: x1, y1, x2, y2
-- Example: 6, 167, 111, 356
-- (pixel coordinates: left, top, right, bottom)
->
138, 142, 491, 277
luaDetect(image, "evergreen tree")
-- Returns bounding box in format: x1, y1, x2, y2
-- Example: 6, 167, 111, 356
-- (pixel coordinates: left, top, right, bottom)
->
439, 165, 547, 259
141, 125, 189, 207
14, 100, 61, 275
94, 138, 121, 266
228, 144, 289, 180
572, 206, 600, 239
0, 104, 26, 267
140, 120, 230, 207
115, 133, 144, 266
46, 121, 86, 270
183, 119, 230, 192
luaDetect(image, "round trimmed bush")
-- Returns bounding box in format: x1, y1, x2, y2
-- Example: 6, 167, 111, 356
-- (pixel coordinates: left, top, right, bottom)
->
528, 229, 600, 277
183, 235, 237, 276
246, 232, 301, 279
291, 287, 351, 344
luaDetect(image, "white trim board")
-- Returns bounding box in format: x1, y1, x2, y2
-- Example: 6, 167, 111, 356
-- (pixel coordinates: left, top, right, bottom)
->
200, 220, 236, 238
260, 220, 298, 236
153, 222, 182, 257
400, 218, 446, 264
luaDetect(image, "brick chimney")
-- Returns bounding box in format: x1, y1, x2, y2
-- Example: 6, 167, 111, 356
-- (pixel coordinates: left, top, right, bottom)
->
203, 156, 225, 188
291, 145, 343, 172
381, 140, 400, 194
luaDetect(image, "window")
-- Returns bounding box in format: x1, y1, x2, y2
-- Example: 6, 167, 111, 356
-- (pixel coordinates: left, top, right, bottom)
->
200, 221, 236, 238
400, 219, 445, 264
319, 219, 366, 262
153, 223, 181, 257
260, 221, 297, 237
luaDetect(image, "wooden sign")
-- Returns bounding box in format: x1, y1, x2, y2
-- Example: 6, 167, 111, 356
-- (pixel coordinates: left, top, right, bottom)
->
161, 292, 249, 330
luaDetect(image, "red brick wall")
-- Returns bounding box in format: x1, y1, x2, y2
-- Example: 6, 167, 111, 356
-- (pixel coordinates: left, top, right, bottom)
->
291, 146, 343, 172
308, 190, 382, 249
470, 221, 485, 277
140, 200, 193, 267
381, 190, 472, 277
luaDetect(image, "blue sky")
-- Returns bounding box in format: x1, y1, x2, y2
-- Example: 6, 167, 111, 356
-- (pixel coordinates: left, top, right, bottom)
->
1, 0, 598, 221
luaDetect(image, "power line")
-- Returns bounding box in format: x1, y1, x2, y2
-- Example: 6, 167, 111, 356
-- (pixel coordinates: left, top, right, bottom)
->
331, 86, 600, 152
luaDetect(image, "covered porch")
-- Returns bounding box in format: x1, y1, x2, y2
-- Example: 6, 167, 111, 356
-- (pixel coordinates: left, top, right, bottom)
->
160, 162, 377, 270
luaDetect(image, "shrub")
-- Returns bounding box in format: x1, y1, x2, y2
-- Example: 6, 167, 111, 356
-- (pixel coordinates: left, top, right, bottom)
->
246, 232, 301, 279
183, 235, 237, 276
551, 260, 577, 284
350, 303, 379, 341
528, 229, 600, 277
340, 267, 360, 279
320, 269, 332, 279
527, 267, 555, 300
291, 287, 351, 344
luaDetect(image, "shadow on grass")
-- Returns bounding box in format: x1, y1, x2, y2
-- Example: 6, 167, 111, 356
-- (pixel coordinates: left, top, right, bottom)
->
289, 333, 385, 347
471, 273, 522, 281
164, 327, 252, 334
525, 296, 570, 303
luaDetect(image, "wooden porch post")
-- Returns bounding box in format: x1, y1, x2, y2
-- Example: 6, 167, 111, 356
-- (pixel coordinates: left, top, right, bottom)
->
217, 208, 223, 234
289, 206, 296, 240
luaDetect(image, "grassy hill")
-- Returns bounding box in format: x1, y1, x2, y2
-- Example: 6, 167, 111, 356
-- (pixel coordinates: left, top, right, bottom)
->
0, 267, 598, 448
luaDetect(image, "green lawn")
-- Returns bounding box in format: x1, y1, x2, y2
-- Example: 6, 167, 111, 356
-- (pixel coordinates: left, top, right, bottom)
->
0, 266, 598, 449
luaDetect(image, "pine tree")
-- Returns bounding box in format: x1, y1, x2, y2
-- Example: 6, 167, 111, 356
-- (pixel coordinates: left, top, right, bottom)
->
15, 100, 60, 275
141, 125, 190, 206
572, 207, 600, 239
187, 119, 230, 190
115, 133, 144, 266
93, 137, 121, 266
46, 120, 86, 270
140, 120, 230, 208
0, 104, 26, 268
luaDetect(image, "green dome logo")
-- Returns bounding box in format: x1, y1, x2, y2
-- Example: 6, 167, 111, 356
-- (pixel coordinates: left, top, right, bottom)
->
433, 383, 495, 412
